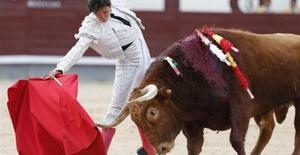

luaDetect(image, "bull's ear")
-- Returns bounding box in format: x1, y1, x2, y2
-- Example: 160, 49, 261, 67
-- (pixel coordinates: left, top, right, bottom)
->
159, 87, 172, 100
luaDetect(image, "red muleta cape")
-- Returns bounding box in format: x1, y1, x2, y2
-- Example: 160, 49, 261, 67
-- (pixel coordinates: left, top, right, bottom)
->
7, 74, 106, 155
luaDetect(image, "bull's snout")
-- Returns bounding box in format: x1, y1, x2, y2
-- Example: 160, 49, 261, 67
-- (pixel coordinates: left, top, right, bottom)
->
156, 141, 175, 154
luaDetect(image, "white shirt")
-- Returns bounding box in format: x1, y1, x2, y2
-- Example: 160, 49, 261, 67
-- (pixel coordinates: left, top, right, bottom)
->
55, 2, 145, 72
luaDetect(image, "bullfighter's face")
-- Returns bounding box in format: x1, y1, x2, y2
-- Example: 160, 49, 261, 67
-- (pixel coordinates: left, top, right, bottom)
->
128, 86, 182, 154
94, 6, 111, 22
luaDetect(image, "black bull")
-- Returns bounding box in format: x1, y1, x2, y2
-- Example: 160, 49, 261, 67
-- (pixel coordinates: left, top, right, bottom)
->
97, 28, 300, 155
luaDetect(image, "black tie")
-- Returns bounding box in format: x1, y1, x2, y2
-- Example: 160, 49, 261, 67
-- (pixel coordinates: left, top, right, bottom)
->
110, 13, 131, 27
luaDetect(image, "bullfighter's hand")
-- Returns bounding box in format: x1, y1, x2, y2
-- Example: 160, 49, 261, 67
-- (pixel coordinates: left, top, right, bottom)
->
47, 70, 62, 79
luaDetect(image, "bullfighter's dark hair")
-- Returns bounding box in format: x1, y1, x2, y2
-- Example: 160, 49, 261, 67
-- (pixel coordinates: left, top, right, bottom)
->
88, 0, 111, 13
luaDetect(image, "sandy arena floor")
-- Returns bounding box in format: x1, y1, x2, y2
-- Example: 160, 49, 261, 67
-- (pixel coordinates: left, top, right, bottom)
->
0, 79, 295, 155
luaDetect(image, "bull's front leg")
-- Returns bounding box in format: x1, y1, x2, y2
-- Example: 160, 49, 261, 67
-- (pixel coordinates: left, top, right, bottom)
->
182, 123, 204, 155
229, 95, 252, 155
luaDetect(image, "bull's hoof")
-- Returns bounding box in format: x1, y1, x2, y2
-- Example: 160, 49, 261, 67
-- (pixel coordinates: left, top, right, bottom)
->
137, 147, 148, 155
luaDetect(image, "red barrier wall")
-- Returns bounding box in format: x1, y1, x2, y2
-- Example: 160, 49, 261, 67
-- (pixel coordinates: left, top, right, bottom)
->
0, 0, 299, 57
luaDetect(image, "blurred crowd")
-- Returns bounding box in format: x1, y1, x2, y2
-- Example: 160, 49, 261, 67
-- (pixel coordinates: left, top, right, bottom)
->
230, 0, 299, 14
257, 0, 297, 13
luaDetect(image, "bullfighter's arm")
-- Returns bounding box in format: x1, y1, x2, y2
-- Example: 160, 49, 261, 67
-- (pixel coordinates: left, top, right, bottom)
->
111, 0, 145, 30
111, 0, 126, 7
55, 36, 92, 73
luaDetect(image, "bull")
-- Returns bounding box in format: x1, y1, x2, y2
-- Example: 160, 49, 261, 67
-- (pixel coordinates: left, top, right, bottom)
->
98, 28, 300, 155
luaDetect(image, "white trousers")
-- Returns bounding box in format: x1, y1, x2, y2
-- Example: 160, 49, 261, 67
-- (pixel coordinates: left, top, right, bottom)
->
103, 33, 151, 123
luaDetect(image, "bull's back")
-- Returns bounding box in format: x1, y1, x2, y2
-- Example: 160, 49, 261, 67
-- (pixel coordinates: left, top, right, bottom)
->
215, 29, 300, 105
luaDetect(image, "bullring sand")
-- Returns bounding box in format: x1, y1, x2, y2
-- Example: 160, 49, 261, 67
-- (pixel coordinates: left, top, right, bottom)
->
0, 80, 294, 155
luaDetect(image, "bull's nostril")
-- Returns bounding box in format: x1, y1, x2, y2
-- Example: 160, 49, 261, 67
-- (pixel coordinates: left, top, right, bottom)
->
157, 142, 174, 154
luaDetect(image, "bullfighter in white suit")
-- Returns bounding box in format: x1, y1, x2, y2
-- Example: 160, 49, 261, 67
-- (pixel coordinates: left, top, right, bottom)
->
47, 0, 155, 154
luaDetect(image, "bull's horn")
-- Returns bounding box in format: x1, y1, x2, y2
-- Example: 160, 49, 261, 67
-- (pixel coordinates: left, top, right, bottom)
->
96, 106, 129, 128
96, 84, 158, 128
129, 84, 158, 103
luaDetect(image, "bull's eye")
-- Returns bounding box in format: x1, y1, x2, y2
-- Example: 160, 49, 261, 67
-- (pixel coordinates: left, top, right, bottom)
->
146, 107, 159, 122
